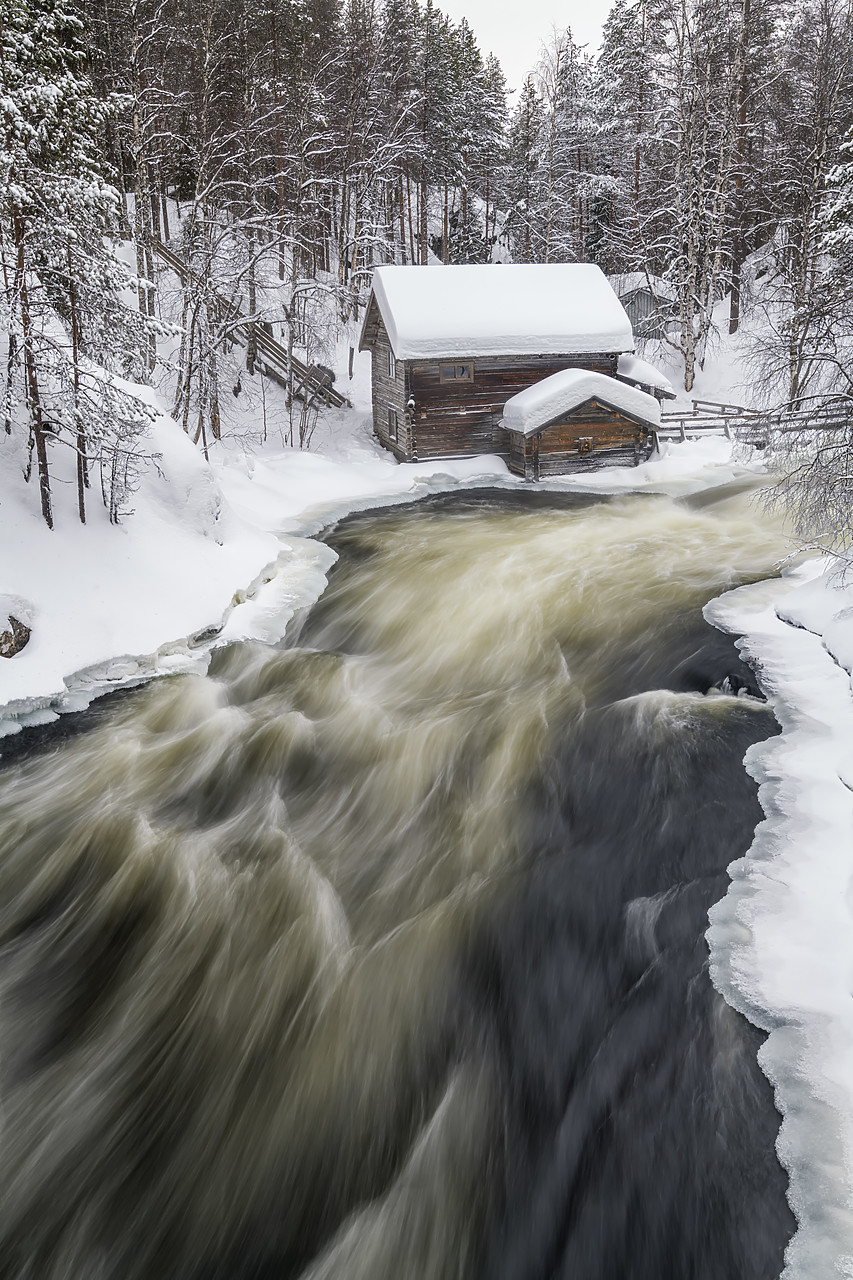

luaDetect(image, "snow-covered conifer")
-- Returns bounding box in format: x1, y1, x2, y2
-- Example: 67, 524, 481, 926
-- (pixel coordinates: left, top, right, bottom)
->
1, 0, 153, 526
505, 77, 545, 263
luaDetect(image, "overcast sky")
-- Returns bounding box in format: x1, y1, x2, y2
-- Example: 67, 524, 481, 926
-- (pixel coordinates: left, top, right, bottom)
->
438, 0, 613, 97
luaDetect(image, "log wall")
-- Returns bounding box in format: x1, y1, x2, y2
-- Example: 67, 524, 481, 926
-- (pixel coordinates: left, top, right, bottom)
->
362, 308, 647, 473
362, 306, 624, 462
369, 317, 410, 460
506, 401, 651, 479
409, 353, 618, 460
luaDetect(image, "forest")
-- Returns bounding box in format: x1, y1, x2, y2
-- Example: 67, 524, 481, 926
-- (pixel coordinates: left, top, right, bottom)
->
2, 0, 853, 533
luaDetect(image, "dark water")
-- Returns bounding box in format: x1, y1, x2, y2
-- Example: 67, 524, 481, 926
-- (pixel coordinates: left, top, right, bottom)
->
0, 488, 794, 1279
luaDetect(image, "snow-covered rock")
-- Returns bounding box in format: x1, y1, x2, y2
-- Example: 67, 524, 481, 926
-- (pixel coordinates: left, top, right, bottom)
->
0, 610, 31, 659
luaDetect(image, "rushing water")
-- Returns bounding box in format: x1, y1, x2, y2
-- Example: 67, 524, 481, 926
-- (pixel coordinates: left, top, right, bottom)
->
0, 486, 796, 1280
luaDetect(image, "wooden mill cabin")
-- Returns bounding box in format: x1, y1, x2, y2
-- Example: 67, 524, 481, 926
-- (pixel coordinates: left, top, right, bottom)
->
359, 263, 665, 475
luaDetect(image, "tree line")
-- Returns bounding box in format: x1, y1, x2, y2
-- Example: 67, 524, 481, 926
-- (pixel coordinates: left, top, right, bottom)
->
3, 0, 853, 532
510, 0, 853, 401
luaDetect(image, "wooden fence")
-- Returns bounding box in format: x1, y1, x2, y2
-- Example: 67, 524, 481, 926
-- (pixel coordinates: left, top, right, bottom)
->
657, 399, 852, 446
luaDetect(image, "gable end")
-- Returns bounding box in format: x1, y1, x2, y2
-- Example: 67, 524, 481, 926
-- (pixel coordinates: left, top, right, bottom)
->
358, 293, 385, 352
529, 396, 657, 436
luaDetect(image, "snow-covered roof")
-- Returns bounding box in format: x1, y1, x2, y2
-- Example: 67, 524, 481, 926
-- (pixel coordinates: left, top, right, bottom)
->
501, 369, 661, 437
362, 264, 634, 359
610, 272, 677, 303
617, 353, 674, 394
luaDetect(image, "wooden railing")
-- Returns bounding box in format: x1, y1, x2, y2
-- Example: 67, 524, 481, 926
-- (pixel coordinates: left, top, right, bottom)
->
151, 239, 350, 410
658, 398, 852, 445
686, 398, 761, 418
658, 404, 744, 441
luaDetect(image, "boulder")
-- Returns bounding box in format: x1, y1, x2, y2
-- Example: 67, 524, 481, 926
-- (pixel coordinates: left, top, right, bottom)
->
0, 615, 31, 658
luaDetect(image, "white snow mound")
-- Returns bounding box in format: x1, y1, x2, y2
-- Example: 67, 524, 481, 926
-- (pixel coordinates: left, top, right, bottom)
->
617, 353, 674, 394
501, 369, 661, 436
366, 263, 634, 359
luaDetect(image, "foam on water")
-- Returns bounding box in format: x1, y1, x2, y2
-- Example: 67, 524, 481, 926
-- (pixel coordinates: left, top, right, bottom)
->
0, 485, 797, 1279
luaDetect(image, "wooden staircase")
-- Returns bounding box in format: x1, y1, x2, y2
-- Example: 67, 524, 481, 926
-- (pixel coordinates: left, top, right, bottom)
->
151, 239, 350, 410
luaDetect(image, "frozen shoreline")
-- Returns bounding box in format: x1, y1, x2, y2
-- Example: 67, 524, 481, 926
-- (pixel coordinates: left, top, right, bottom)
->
707, 562, 853, 1280
0, 427, 751, 735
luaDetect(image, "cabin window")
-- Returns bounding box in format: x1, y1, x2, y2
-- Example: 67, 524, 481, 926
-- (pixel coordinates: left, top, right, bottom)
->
439, 362, 473, 383
387, 406, 398, 441
388, 350, 396, 379
577, 437, 594, 454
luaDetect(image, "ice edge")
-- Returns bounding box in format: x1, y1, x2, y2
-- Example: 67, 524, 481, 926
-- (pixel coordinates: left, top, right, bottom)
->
705, 571, 853, 1280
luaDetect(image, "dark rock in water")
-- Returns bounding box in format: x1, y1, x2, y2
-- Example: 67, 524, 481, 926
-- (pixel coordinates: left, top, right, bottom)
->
713, 671, 765, 700
0, 615, 31, 658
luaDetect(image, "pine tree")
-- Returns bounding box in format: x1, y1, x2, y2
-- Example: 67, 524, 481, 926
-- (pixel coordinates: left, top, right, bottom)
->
594, 0, 666, 273
506, 77, 545, 262
414, 0, 454, 263
1, 0, 152, 526
536, 28, 597, 263
478, 55, 509, 257
443, 19, 484, 263
380, 0, 423, 264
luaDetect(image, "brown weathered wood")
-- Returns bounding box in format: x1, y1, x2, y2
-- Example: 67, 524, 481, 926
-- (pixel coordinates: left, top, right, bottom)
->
504, 400, 652, 477
369, 319, 410, 458
404, 354, 621, 460
361, 311, 647, 475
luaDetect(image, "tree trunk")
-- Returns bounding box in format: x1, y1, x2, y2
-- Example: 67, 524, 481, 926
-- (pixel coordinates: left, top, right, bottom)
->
729, 0, 751, 334
247, 223, 257, 376
443, 183, 449, 263
399, 172, 407, 263
209, 345, 221, 441
419, 173, 428, 264
405, 166, 416, 264
161, 171, 171, 242
484, 171, 490, 259
14, 216, 52, 528
181, 312, 197, 434
68, 242, 87, 524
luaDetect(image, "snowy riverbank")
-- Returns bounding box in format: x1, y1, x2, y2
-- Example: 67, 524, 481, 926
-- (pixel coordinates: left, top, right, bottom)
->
0, 407, 752, 735
708, 562, 853, 1280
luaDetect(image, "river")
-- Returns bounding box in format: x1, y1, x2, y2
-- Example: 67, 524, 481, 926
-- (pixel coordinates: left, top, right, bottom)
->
0, 484, 796, 1279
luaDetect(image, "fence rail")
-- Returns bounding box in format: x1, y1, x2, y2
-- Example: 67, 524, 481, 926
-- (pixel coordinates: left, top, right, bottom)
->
658, 398, 853, 444
151, 239, 350, 410
685, 398, 762, 418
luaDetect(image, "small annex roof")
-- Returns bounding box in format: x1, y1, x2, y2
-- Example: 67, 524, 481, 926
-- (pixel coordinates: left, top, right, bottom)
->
501, 369, 661, 437
617, 353, 674, 396
360, 264, 634, 360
